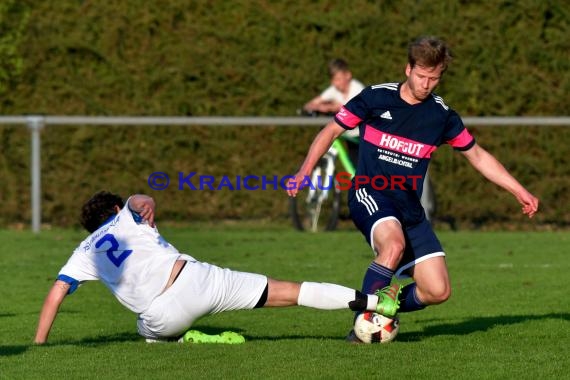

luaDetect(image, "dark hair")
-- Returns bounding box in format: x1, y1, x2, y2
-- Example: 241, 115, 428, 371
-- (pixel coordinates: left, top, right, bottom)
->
80, 191, 124, 233
328, 58, 350, 78
408, 36, 453, 71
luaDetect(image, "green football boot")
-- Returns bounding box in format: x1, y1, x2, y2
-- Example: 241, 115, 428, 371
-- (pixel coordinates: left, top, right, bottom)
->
375, 283, 402, 318
178, 330, 245, 344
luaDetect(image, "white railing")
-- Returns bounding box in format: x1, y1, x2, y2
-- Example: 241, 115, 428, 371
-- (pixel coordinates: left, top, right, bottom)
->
1, 115, 570, 232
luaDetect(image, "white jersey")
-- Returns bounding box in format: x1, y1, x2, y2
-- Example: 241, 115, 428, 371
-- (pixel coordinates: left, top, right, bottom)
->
320, 79, 365, 105
58, 198, 186, 313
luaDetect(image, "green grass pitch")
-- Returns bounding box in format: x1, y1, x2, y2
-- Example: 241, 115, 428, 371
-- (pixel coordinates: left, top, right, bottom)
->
0, 225, 568, 379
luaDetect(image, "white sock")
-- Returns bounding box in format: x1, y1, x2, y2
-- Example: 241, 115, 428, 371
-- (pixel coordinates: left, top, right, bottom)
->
297, 282, 378, 311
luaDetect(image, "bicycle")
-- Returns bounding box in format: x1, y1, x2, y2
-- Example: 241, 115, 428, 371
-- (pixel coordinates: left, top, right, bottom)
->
289, 135, 356, 232
289, 132, 437, 232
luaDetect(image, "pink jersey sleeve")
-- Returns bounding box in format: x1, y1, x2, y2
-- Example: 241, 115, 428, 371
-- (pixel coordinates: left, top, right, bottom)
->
334, 106, 362, 130
446, 129, 475, 150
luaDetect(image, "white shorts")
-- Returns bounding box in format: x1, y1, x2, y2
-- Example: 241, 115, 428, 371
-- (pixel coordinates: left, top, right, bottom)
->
137, 258, 267, 339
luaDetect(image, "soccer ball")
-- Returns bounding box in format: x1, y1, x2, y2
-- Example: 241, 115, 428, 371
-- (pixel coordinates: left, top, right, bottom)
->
353, 311, 400, 344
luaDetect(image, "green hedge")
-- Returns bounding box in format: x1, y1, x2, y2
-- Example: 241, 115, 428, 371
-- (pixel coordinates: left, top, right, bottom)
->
0, 1, 568, 228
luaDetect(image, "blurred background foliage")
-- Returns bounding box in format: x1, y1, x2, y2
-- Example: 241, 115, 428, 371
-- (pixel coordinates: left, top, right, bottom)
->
0, 0, 568, 228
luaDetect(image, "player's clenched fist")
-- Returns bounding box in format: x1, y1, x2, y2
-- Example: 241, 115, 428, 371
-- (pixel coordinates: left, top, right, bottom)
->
285, 173, 307, 197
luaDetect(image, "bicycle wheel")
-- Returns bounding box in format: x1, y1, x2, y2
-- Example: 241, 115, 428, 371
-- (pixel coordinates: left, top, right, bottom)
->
290, 161, 341, 232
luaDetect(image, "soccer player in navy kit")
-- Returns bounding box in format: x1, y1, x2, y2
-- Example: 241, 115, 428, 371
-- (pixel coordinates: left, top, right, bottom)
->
287, 36, 539, 341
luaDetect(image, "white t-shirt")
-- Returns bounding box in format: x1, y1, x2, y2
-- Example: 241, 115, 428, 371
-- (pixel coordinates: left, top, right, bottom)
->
58, 198, 186, 313
319, 79, 365, 105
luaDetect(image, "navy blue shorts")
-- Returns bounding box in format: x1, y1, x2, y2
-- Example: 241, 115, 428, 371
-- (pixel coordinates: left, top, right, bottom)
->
348, 187, 444, 278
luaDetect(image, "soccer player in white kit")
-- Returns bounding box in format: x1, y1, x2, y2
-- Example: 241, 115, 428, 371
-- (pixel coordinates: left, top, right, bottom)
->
34, 191, 398, 344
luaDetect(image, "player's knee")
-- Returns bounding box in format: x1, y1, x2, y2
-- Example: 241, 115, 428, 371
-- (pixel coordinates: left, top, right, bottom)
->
419, 282, 451, 305
429, 285, 451, 304
374, 239, 405, 263
266, 279, 301, 307
387, 241, 405, 263
433, 286, 451, 304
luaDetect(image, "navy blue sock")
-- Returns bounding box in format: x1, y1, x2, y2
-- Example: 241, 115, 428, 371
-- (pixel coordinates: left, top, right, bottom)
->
361, 262, 394, 294
398, 283, 426, 312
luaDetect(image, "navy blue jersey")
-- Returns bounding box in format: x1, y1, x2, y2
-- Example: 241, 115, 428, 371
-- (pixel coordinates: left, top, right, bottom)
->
335, 82, 475, 224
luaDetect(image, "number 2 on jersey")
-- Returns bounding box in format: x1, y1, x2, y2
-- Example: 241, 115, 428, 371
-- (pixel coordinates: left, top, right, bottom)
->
95, 234, 133, 267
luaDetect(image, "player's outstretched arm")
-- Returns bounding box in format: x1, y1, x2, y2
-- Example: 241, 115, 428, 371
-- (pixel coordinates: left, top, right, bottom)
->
461, 143, 539, 218
128, 194, 156, 226
34, 280, 70, 344
286, 121, 345, 197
